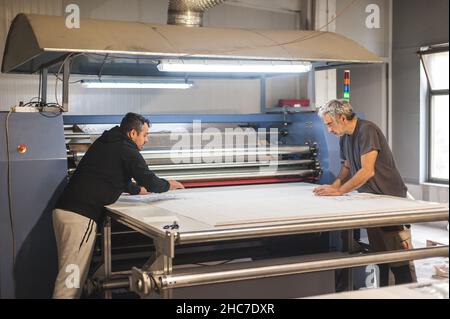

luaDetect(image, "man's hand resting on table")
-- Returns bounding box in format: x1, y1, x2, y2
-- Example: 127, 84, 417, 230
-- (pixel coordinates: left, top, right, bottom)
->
313, 184, 344, 196
169, 180, 185, 190
135, 181, 184, 195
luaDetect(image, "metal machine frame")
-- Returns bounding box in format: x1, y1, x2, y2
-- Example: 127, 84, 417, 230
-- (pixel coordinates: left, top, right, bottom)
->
101, 198, 448, 299
62, 114, 449, 299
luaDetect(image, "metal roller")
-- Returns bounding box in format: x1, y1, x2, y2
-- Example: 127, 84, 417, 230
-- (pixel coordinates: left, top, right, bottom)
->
158, 246, 449, 290
149, 159, 315, 171
64, 123, 321, 184
157, 169, 317, 181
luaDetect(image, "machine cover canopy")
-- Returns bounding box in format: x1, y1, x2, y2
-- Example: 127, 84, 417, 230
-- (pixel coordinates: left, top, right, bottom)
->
2, 13, 383, 75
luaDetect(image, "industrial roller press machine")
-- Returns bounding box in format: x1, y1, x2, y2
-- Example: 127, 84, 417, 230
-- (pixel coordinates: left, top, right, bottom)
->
0, 13, 448, 298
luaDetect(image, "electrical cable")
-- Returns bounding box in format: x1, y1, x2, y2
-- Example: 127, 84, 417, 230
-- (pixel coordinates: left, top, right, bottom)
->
5, 110, 16, 267
38, 71, 42, 105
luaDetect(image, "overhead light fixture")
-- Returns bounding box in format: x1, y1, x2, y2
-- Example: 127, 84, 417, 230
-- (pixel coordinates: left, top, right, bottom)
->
80, 79, 194, 89
157, 60, 312, 74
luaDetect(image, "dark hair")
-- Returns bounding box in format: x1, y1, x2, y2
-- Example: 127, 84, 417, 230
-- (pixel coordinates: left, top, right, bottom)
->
120, 113, 150, 134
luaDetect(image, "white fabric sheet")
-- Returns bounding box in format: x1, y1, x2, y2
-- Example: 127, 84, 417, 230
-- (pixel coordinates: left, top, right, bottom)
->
109, 183, 447, 228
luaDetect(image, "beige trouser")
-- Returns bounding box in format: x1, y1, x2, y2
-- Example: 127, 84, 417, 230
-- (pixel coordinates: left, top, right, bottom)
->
52, 209, 97, 299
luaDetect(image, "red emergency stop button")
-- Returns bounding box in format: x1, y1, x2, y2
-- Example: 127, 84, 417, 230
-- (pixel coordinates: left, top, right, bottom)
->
17, 144, 27, 154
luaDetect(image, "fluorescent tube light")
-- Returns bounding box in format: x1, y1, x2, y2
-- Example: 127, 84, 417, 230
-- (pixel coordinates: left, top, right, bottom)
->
81, 79, 194, 89
157, 60, 312, 74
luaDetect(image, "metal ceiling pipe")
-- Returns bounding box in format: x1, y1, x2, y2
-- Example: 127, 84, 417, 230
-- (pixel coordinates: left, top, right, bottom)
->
167, 0, 227, 27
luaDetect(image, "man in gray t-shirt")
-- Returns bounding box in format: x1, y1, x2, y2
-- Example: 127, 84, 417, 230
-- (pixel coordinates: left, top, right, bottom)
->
339, 119, 407, 198
314, 99, 416, 287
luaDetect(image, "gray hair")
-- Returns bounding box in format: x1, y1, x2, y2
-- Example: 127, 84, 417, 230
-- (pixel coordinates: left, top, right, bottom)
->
318, 99, 355, 120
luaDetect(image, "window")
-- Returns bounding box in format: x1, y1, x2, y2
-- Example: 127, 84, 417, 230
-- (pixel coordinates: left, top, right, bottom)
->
421, 46, 449, 183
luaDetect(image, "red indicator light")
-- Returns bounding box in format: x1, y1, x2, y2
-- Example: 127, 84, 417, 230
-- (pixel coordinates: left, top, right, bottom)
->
17, 144, 27, 154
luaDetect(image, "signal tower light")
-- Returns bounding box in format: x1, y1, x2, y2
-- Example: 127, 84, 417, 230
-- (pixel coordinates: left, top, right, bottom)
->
344, 70, 351, 100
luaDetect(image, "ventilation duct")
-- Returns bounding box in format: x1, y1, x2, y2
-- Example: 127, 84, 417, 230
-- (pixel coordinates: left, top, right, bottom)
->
168, 0, 227, 27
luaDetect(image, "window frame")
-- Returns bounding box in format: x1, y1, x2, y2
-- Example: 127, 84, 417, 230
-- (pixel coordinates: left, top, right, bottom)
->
427, 90, 449, 184
421, 46, 449, 184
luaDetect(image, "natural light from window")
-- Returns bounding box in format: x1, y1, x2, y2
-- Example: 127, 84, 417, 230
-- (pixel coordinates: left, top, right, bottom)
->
422, 49, 449, 183
422, 51, 449, 91
430, 95, 449, 180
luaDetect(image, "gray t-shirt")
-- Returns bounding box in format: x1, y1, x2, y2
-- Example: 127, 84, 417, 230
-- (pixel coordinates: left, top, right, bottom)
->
339, 119, 407, 198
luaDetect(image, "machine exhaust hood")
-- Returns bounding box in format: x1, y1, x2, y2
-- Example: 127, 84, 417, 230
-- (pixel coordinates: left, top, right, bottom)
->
2, 13, 382, 77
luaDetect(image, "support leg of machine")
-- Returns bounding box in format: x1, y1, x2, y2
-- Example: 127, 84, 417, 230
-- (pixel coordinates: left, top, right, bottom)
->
342, 229, 355, 291
103, 216, 112, 299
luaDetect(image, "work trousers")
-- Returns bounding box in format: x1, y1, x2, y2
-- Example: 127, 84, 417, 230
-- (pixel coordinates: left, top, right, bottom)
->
367, 227, 417, 286
52, 209, 97, 299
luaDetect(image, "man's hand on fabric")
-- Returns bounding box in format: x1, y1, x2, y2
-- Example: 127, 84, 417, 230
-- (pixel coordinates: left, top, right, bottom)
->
169, 180, 185, 190
313, 185, 344, 196
139, 187, 149, 195
313, 184, 337, 193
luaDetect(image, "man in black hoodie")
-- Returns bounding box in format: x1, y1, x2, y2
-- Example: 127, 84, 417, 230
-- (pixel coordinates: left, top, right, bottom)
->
53, 113, 184, 298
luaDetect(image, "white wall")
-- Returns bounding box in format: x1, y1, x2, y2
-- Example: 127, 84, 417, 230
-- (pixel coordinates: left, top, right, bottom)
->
336, 64, 388, 133
407, 183, 449, 204
0, 0, 306, 114
314, 0, 337, 109
392, 0, 449, 203
59, 77, 262, 115
335, 0, 390, 135
335, 0, 390, 58
313, 0, 389, 134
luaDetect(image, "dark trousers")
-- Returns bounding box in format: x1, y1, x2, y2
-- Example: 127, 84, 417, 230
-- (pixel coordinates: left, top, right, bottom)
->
367, 227, 417, 286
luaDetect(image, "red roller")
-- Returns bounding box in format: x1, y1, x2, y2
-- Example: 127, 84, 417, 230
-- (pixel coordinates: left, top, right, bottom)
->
182, 177, 318, 188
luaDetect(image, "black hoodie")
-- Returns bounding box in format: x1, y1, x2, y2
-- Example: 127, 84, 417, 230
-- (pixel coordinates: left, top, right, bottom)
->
56, 126, 170, 223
